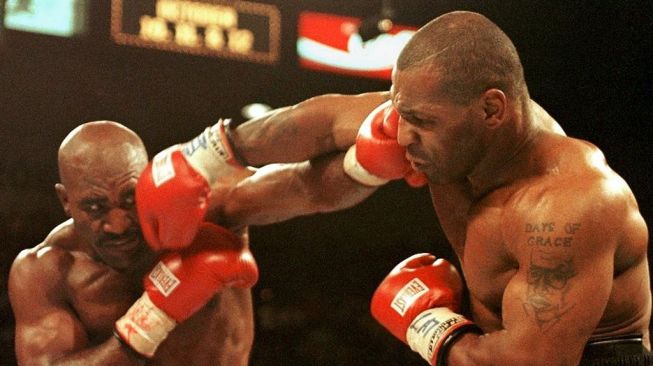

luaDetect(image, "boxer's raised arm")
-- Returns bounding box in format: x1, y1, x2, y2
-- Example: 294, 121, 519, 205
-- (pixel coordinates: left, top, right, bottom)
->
230, 91, 389, 166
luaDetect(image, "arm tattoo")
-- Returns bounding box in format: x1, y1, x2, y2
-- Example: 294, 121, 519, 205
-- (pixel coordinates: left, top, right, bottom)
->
522, 248, 577, 332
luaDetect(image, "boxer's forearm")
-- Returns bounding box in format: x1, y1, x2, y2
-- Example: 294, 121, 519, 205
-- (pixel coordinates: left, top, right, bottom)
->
47, 337, 143, 366
230, 92, 389, 166
220, 152, 378, 228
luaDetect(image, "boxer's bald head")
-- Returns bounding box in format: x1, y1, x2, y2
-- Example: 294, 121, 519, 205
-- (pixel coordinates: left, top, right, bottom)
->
56, 121, 149, 269
396, 11, 527, 104
58, 121, 147, 187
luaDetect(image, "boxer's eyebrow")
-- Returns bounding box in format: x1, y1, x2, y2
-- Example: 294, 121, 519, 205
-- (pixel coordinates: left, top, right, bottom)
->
400, 110, 433, 128
79, 197, 107, 207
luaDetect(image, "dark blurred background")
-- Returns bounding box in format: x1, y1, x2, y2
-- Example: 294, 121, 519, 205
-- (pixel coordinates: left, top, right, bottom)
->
0, 1, 651, 365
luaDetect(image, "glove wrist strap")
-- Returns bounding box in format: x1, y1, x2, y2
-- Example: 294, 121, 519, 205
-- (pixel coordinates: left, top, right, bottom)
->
405, 307, 476, 365
114, 293, 177, 358
181, 119, 245, 183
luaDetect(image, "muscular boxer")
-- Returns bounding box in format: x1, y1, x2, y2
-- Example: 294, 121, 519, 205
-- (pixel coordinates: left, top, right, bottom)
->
9, 107, 389, 365
8, 122, 259, 365
371, 12, 648, 365
136, 11, 651, 365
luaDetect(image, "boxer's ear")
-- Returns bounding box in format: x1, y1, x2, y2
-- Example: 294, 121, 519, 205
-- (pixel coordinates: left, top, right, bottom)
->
55, 183, 71, 217
481, 88, 506, 129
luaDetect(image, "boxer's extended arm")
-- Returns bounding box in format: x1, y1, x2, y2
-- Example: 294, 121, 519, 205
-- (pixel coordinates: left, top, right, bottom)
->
230, 91, 389, 165
216, 152, 378, 228
9, 248, 142, 365
215, 100, 427, 228
136, 91, 388, 250
445, 182, 642, 365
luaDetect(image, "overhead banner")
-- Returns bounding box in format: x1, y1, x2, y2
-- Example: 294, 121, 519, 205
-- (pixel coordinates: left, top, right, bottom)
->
111, 0, 281, 64
297, 11, 417, 80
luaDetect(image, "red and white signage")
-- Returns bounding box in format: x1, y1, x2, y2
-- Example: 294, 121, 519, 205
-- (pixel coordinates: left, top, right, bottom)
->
297, 11, 417, 80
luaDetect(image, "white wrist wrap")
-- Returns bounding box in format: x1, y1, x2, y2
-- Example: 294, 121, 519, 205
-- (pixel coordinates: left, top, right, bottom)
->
181, 119, 242, 183
115, 293, 177, 358
343, 145, 390, 186
406, 307, 473, 363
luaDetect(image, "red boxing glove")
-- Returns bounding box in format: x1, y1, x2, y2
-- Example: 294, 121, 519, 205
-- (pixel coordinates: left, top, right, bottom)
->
115, 222, 258, 357
343, 100, 427, 187
371, 253, 479, 366
136, 119, 246, 250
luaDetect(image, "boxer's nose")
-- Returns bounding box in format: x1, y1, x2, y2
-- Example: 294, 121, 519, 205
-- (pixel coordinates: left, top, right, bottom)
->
103, 208, 133, 235
396, 115, 418, 148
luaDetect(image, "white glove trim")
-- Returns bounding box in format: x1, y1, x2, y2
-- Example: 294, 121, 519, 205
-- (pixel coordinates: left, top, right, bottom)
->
343, 145, 390, 186
182, 119, 243, 183
406, 307, 474, 363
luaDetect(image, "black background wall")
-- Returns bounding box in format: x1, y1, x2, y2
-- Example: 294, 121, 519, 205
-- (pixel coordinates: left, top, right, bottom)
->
0, 1, 651, 365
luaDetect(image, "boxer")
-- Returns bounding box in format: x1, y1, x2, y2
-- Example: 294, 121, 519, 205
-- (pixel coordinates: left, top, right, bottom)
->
136, 11, 651, 366
8, 122, 258, 365
9, 100, 390, 365
367, 11, 650, 365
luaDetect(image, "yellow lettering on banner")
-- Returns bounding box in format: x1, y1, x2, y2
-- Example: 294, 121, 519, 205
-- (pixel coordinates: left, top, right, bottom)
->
228, 28, 254, 54
157, 1, 179, 22
205, 25, 225, 50
175, 21, 199, 46
156, 0, 237, 28
213, 6, 238, 28
139, 15, 171, 42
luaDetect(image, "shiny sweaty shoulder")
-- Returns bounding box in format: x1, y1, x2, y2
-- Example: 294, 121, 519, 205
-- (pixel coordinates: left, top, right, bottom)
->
21, 222, 140, 342
462, 137, 650, 339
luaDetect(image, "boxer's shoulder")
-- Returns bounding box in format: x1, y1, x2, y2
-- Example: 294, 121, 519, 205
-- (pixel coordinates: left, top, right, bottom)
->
10, 220, 77, 290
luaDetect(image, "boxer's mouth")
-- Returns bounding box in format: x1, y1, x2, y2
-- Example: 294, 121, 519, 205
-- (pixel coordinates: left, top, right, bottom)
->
406, 153, 427, 170
101, 233, 142, 250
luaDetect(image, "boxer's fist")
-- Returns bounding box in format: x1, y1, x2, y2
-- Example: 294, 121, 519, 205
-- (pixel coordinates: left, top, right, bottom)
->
371, 253, 478, 365
115, 222, 258, 357
344, 100, 427, 187
136, 119, 245, 250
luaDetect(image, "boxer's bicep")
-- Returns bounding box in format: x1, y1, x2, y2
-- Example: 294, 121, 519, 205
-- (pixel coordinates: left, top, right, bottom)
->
9, 254, 89, 364
499, 202, 615, 363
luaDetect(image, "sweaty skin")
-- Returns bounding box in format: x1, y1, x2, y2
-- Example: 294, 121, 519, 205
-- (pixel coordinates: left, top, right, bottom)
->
9, 122, 253, 365
388, 12, 649, 365
226, 79, 649, 365
9, 108, 388, 365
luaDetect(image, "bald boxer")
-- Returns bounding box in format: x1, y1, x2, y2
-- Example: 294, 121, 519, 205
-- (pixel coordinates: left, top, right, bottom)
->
8, 114, 387, 365
136, 11, 651, 366
8, 122, 261, 365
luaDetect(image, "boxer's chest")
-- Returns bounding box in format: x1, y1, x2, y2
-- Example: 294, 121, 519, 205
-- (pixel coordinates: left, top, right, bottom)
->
457, 200, 518, 326
67, 261, 139, 341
